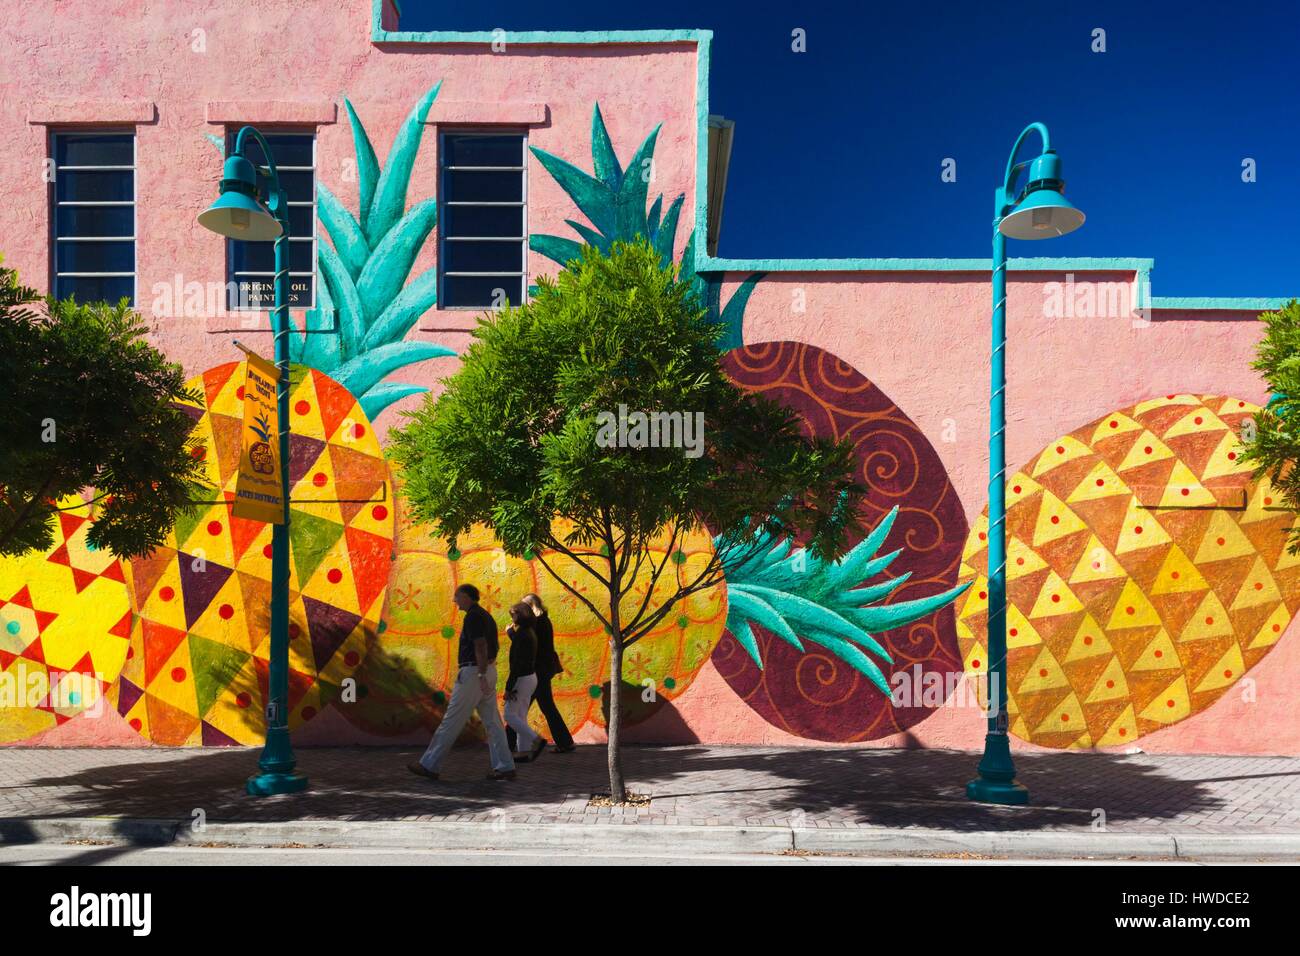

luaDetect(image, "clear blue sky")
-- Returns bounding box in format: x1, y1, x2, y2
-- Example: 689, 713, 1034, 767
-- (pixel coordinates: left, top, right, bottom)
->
401, 0, 1299, 297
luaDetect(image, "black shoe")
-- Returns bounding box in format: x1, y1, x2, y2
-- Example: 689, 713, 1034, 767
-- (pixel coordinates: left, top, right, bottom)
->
553, 743, 576, 754
530, 737, 547, 761
407, 761, 439, 781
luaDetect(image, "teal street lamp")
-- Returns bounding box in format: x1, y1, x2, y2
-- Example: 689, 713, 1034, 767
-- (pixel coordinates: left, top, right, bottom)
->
199, 127, 308, 797
967, 123, 1084, 806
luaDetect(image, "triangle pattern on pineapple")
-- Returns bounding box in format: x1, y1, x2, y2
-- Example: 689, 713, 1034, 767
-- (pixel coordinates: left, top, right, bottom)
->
1062, 614, 1112, 662
1090, 412, 1144, 445
200, 654, 262, 743
1200, 430, 1252, 482
144, 693, 199, 746
1032, 490, 1089, 547
1178, 590, 1234, 643
1149, 545, 1210, 595
1030, 690, 1084, 737
177, 554, 235, 632
958, 575, 988, 621
1192, 642, 1246, 694
1240, 479, 1284, 526
1190, 509, 1253, 567
1014, 646, 1070, 694
1163, 405, 1228, 440
1004, 604, 1043, 649
188, 633, 251, 717
1083, 655, 1129, 703
1027, 570, 1085, 618
314, 369, 360, 443
210, 412, 244, 486
1153, 460, 1217, 507
1115, 430, 1176, 472
962, 639, 988, 675
1105, 578, 1163, 630
187, 572, 247, 648
1096, 703, 1138, 746
1228, 557, 1282, 611
287, 433, 329, 489
1067, 535, 1127, 585
345, 526, 395, 618
1066, 460, 1129, 504
1133, 394, 1199, 417
288, 512, 347, 590
1114, 498, 1173, 555
1032, 435, 1095, 479
147, 637, 198, 716
1006, 536, 1048, 579
963, 514, 989, 563
1138, 675, 1191, 725
1247, 603, 1290, 650
1129, 629, 1180, 672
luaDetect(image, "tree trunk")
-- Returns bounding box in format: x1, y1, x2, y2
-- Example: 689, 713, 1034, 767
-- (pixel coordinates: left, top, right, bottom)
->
607, 603, 626, 802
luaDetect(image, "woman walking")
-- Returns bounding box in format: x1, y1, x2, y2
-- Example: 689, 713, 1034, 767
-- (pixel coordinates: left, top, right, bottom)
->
502, 602, 547, 763
521, 593, 576, 753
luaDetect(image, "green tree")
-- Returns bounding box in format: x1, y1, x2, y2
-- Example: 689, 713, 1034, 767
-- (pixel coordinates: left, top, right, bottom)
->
0, 259, 207, 558
1242, 299, 1300, 553
392, 242, 867, 801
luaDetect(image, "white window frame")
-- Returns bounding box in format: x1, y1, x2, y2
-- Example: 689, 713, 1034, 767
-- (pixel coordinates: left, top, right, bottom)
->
437, 129, 529, 310
225, 129, 317, 311
51, 130, 137, 305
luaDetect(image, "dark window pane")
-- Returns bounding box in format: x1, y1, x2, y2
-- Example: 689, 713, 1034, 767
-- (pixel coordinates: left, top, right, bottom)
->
56, 170, 133, 202
234, 133, 315, 170
55, 133, 133, 167
442, 275, 523, 309
56, 240, 134, 274
285, 205, 315, 237
55, 275, 133, 306
265, 169, 313, 201
56, 204, 133, 237
442, 240, 523, 274
443, 135, 523, 167
445, 170, 522, 203
443, 204, 523, 238
229, 239, 314, 275
226, 276, 313, 310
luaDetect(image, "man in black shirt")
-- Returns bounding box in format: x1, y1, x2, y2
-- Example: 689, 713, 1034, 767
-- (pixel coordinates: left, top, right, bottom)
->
409, 583, 516, 780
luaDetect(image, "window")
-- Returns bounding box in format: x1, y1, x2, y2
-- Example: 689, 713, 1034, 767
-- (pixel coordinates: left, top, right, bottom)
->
224, 132, 316, 310
51, 132, 135, 305
439, 132, 527, 309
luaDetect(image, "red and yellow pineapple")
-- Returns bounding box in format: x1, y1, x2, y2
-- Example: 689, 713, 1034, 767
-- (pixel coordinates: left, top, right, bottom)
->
955, 395, 1299, 748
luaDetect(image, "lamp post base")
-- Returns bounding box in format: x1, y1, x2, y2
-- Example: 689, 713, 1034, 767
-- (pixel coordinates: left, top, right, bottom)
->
246, 771, 309, 797
966, 731, 1029, 805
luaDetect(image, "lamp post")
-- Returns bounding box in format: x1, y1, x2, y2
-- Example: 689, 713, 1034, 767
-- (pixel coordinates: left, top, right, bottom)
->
967, 123, 1084, 806
198, 127, 307, 796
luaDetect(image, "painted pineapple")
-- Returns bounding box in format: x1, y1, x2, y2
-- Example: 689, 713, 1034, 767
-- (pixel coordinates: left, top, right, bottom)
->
530, 107, 971, 742
955, 395, 1299, 748
113, 87, 456, 744
0, 494, 132, 743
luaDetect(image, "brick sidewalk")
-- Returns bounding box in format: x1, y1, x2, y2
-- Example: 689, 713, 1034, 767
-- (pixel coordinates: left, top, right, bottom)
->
1, 745, 1297, 835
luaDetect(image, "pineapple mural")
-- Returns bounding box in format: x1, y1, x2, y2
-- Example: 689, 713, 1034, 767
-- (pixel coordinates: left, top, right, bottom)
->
0, 494, 132, 743
342, 482, 727, 737
114, 87, 457, 744
112, 363, 394, 745
533, 107, 973, 741
954, 395, 1299, 749
338, 104, 969, 741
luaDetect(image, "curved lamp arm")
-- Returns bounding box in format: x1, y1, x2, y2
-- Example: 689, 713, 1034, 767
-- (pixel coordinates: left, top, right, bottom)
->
999, 122, 1052, 214
232, 125, 288, 222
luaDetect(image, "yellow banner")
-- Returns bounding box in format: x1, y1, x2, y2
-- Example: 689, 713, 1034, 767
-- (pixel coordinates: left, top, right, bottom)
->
233, 353, 286, 524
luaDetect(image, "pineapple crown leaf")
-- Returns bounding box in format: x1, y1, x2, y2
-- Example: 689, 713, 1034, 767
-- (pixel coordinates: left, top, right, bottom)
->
359, 381, 428, 421
590, 102, 623, 189
354, 196, 439, 327
317, 241, 368, 363
361, 268, 439, 352
365, 81, 441, 247
333, 340, 454, 399
717, 504, 971, 695
342, 97, 381, 236
316, 182, 370, 281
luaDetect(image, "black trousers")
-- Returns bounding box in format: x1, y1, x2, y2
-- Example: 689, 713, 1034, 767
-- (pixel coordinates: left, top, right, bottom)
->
506, 671, 574, 751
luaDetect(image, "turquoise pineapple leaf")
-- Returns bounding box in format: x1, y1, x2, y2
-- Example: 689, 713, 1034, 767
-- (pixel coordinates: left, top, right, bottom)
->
590, 103, 623, 189
366, 82, 441, 247
342, 98, 381, 237
354, 197, 438, 328
716, 505, 971, 695
316, 183, 370, 280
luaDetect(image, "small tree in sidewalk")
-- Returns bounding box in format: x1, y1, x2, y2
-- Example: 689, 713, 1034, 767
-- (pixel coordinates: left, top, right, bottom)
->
392, 241, 871, 802
0, 257, 208, 558
1242, 299, 1300, 552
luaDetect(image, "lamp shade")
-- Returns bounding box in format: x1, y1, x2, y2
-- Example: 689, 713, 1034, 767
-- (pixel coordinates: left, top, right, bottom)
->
198, 189, 282, 241
999, 187, 1085, 240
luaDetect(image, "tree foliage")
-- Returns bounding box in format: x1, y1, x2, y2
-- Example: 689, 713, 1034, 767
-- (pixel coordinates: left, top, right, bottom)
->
1242, 299, 1300, 553
0, 260, 208, 558
392, 241, 867, 798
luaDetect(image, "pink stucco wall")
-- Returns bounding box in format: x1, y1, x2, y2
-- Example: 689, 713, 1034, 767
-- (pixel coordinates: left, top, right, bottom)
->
2, 2, 1291, 754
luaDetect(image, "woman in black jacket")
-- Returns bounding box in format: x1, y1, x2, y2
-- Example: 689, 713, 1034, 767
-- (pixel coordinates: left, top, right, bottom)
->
521, 593, 576, 753
502, 603, 546, 762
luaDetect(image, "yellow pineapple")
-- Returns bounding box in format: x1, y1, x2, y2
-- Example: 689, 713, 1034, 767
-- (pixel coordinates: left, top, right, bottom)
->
955, 394, 1299, 748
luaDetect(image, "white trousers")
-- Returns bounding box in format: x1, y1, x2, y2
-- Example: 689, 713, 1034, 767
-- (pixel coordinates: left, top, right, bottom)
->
419, 664, 515, 773
503, 673, 539, 753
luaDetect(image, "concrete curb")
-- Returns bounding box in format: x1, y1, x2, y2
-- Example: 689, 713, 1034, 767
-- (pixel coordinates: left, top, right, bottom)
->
6, 817, 1300, 860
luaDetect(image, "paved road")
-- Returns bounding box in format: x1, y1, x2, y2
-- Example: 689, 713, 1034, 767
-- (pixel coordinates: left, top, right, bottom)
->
0, 844, 1226, 866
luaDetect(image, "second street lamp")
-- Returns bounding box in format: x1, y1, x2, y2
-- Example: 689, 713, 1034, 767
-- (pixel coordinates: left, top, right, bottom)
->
967, 122, 1084, 806
199, 127, 307, 797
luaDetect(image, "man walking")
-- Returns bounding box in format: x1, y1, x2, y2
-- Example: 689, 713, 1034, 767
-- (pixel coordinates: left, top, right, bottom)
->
408, 584, 515, 781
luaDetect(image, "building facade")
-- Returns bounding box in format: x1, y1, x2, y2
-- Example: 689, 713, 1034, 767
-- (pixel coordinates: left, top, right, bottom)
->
1, 0, 1295, 755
